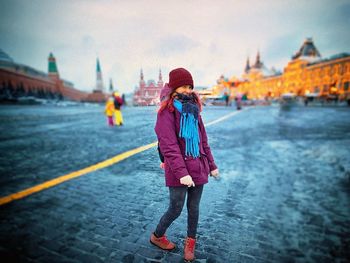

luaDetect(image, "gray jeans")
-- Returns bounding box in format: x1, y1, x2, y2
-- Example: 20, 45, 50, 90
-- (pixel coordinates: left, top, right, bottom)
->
155, 185, 204, 238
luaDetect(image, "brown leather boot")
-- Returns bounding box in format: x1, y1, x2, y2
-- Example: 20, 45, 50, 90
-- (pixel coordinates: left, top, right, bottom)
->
184, 237, 196, 261
150, 233, 176, 250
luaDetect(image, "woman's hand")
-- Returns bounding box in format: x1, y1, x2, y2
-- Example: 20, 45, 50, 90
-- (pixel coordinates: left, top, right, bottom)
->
180, 175, 195, 187
159, 162, 165, 169
210, 169, 219, 177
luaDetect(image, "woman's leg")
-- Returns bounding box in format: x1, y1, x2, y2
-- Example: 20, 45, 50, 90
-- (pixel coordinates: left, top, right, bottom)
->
155, 186, 187, 237
186, 185, 204, 238
108, 116, 114, 126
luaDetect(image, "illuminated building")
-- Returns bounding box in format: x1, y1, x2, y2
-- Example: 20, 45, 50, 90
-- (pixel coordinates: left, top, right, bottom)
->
227, 39, 350, 100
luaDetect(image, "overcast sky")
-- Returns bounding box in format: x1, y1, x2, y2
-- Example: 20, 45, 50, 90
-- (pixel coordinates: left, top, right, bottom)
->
1, 0, 349, 94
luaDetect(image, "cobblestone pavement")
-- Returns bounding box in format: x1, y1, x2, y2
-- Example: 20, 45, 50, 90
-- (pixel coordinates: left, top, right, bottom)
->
0, 104, 349, 263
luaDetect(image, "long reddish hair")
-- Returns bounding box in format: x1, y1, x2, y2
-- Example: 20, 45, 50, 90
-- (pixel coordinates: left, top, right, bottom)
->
158, 91, 202, 113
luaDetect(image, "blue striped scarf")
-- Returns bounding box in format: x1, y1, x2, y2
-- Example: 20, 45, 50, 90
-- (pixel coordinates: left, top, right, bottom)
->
173, 95, 200, 158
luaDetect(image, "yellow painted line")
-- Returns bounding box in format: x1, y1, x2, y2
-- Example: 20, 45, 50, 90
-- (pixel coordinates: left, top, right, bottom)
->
0, 108, 247, 206
0, 142, 158, 206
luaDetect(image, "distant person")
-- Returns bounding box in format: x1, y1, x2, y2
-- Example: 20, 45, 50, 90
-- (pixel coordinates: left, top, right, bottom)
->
151, 68, 219, 262
223, 92, 230, 106
113, 92, 124, 126
122, 93, 126, 106
104, 97, 115, 126
235, 93, 242, 110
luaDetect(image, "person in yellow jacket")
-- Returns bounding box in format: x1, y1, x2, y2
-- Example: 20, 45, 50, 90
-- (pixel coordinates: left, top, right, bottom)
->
104, 97, 115, 126
113, 92, 124, 126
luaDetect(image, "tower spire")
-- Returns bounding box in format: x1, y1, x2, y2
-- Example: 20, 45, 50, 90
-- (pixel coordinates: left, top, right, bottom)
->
159, 69, 162, 81
140, 68, 146, 88
245, 57, 250, 73
158, 68, 164, 87
96, 58, 101, 73
95, 58, 104, 92
256, 51, 260, 67
254, 51, 262, 68
140, 68, 144, 81
109, 78, 114, 92
48, 53, 59, 75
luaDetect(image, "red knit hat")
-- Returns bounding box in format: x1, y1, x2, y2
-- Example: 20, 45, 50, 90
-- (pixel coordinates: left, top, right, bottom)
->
168, 68, 194, 91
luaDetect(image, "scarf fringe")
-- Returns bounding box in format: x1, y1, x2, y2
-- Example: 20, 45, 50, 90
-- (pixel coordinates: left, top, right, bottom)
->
179, 112, 200, 158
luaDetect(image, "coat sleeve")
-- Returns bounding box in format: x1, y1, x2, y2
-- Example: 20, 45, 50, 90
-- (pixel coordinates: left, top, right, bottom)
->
155, 110, 189, 180
199, 115, 218, 171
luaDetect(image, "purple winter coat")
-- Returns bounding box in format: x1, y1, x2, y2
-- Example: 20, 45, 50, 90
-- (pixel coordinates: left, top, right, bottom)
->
155, 108, 217, 187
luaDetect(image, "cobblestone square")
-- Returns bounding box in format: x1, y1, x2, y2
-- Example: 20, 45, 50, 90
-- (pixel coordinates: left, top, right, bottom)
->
0, 104, 349, 262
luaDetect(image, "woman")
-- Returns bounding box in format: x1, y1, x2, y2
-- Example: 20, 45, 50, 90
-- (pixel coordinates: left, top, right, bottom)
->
151, 68, 219, 261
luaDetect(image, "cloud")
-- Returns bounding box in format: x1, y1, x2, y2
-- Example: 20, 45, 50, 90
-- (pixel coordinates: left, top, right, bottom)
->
151, 35, 200, 57
1, 0, 350, 94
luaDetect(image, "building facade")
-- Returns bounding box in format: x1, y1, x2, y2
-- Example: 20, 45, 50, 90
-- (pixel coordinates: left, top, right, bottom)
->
227, 39, 350, 100
0, 50, 107, 103
133, 69, 164, 106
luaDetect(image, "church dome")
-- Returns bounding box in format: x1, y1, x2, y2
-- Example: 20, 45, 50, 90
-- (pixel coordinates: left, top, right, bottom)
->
292, 38, 321, 60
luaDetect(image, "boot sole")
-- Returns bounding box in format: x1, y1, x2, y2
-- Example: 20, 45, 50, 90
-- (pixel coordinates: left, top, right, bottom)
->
149, 239, 176, 251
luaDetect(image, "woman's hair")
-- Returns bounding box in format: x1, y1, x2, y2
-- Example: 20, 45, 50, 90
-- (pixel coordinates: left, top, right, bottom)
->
158, 91, 202, 113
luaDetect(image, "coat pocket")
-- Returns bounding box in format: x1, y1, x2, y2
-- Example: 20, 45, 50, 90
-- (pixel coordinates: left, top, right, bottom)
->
184, 158, 200, 180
